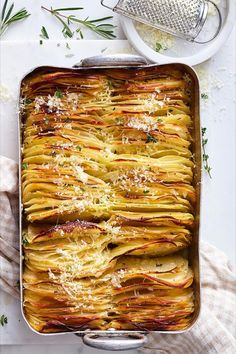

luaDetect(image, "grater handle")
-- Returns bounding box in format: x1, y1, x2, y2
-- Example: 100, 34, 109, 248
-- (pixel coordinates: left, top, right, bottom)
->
101, 0, 118, 11
74, 54, 148, 68
194, 0, 222, 44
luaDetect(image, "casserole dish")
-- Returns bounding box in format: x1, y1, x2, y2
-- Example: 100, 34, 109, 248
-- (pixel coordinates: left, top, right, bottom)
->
19, 54, 201, 351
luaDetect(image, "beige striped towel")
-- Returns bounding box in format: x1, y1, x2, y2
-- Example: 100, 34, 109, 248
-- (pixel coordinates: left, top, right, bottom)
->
141, 242, 236, 354
0, 155, 236, 353
0, 155, 19, 298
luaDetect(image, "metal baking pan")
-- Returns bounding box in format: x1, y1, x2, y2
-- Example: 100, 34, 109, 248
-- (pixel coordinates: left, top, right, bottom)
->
18, 54, 201, 351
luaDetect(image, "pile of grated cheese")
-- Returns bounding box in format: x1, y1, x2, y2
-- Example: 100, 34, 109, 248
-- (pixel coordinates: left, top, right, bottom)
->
208, 0, 221, 16
135, 21, 175, 53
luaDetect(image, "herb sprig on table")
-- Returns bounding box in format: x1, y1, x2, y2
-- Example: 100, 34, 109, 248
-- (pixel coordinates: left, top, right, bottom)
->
0, 314, 8, 326
41, 6, 116, 40
40, 26, 49, 40
201, 127, 212, 178
0, 0, 30, 37
39, 26, 49, 45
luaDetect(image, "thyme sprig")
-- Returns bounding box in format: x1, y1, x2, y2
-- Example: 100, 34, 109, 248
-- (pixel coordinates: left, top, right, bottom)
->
41, 6, 116, 40
0, 0, 30, 37
201, 127, 212, 178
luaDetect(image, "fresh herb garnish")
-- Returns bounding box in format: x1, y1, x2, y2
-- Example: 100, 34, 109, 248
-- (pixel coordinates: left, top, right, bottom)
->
146, 133, 157, 143
0, 315, 7, 326
55, 89, 63, 98
76, 145, 82, 151
22, 237, 29, 246
107, 80, 113, 89
143, 189, 149, 194
0, 0, 30, 37
201, 127, 212, 178
44, 117, 49, 124
25, 98, 32, 104
201, 93, 208, 100
40, 26, 49, 41
155, 42, 162, 52
41, 6, 116, 40
22, 162, 28, 170
76, 28, 84, 39
66, 42, 70, 50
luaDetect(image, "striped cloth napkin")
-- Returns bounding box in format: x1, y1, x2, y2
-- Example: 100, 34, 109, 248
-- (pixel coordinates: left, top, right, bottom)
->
0, 156, 19, 298
0, 155, 236, 353
141, 242, 236, 354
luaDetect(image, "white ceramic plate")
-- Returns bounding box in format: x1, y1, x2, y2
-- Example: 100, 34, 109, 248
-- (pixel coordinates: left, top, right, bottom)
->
120, 0, 236, 66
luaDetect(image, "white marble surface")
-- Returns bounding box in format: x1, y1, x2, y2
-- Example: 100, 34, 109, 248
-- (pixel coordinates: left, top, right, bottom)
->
0, 0, 235, 352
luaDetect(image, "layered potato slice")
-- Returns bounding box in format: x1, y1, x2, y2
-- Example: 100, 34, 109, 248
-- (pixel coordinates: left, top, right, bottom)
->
24, 220, 191, 256
21, 66, 196, 333
23, 253, 193, 332
21, 68, 195, 223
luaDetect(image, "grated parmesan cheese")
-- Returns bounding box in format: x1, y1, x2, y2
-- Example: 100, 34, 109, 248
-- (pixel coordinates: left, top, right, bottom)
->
67, 92, 80, 111
142, 93, 164, 113
34, 93, 64, 113
208, 0, 221, 16
127, 114, 159, 132
73, 166, 88, 183
0, 84, 12, 101
135, 22, 175, 52
47, 94, 64, 113
34, 96, 46, 112
103, 223, 121, 236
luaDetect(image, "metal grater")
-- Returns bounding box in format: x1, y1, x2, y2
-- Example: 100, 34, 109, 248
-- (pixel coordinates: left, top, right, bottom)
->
101, 0, 222, 43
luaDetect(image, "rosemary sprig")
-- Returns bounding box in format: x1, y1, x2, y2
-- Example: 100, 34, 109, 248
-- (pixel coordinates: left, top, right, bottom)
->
0, 0, 30, 37
201, 127, 212, 178
41, 6, 116, 40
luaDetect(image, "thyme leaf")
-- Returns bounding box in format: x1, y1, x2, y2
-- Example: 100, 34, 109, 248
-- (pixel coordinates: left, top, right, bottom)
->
155, 42, 162, 52
22, 162, 28, 170
40, 26, 49, 39
146, 133, 158, 143
0, 315, 8, 326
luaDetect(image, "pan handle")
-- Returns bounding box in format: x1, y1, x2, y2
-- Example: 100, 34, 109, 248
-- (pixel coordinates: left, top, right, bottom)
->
81, 332, 148, 351
73, 54, 148, 68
